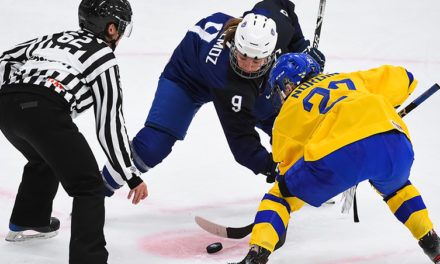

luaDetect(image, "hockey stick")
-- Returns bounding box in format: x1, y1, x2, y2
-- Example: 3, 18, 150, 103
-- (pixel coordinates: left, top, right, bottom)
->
313, 0, 327, 48
398, 83, 440, 117
314, 0, 332, 205
195, 215, 287, 249
195, 83, 440, 239
195, 216, 253, 239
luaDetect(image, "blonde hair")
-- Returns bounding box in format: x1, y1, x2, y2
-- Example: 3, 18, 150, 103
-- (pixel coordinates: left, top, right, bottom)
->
221, 18, 242, 49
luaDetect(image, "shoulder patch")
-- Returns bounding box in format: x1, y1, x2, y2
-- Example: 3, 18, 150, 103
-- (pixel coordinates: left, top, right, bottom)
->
391, 120, 404, 132
280, 9, 289, 17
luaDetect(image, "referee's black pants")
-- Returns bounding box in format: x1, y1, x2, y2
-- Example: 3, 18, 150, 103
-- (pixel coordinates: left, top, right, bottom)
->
0, 89, 108, 264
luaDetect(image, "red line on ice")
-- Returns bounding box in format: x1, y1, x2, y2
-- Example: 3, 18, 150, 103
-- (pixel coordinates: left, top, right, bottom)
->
0, 188, 15, 199
116, 52, 171, 57
116, 52, 440, 65
156, 197, 260, 214
111, 190, 260, 213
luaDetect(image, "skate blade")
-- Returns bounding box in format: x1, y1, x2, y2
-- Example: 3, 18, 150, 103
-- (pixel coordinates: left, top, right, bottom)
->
5, 230, 58, 242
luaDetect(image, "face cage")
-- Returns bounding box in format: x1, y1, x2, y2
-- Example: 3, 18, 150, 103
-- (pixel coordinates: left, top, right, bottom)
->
229, 45, 275, 79
270, 78, 297, 108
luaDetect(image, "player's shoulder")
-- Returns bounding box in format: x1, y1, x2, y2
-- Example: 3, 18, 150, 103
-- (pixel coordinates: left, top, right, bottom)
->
252, 0, 295, 10
67, 30, 115, 60
206, 12, 233, 21
52, 30, 117, 76
197, 12, 233, 27
74, 30, 108, 48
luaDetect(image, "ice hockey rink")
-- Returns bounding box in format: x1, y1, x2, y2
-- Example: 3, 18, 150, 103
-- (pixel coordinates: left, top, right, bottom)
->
0, 0, 439, 263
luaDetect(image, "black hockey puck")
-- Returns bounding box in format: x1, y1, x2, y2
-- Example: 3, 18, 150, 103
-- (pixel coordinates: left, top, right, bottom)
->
206, 242, 223, 253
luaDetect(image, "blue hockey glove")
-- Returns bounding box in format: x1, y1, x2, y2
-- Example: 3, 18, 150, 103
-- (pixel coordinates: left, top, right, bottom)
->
304, 47, 326, 72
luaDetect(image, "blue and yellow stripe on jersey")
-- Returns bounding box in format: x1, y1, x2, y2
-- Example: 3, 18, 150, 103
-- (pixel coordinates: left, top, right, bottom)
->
272, 65, 417, 175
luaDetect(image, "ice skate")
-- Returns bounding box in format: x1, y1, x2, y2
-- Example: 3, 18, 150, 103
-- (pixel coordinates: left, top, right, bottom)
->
229, 245, 271, 264
5, 217, 60, 242
419, 229, 440, 263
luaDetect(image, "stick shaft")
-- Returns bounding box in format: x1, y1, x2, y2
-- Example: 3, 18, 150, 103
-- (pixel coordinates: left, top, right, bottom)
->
313, 0, 327, 48
398, 83, 440, 117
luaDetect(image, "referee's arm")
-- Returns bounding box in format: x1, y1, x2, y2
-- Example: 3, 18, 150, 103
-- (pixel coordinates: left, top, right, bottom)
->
92, 65, 143, 189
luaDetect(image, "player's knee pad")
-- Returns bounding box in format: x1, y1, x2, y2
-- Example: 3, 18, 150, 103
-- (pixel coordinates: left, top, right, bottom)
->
384, 181, 433, 239
132, 126, 177, 172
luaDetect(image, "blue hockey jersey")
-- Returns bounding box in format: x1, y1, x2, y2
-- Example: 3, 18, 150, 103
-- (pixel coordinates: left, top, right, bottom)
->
160, 0, 308, 174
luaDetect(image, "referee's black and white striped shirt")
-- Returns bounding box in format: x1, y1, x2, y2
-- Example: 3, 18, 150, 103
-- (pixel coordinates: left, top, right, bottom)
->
0, 29, 142, 188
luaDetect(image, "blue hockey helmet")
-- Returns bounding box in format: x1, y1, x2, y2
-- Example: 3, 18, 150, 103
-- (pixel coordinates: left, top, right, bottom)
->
268, 53, 320, 103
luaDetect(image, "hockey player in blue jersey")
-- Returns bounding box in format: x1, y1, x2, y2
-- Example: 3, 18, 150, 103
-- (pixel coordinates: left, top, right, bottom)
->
102, 0, 326, 195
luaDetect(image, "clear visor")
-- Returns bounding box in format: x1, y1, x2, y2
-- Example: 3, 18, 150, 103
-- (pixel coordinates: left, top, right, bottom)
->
275, 86, 288, 105
118, 19, 133, 38
235, 50, 268, 72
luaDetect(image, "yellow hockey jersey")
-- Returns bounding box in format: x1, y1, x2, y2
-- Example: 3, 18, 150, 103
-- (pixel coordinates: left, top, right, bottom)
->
272, 65, 417, 175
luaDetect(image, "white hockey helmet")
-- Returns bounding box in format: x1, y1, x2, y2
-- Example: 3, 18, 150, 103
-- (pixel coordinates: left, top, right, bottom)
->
235, 13, 278, 59
230, 13, 278, 79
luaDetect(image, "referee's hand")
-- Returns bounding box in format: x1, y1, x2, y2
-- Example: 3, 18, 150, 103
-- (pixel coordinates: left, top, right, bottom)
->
128, 182, 148, 205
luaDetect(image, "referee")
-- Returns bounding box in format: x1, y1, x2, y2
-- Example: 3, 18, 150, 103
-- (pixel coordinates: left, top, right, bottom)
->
0, 0, 147, 263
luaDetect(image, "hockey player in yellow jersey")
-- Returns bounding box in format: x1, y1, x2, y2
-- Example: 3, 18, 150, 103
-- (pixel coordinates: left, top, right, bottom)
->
231, 53, 440, 264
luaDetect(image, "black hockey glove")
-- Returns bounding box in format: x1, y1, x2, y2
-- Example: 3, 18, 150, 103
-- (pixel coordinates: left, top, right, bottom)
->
261, 155, 278, 183
304, 46, 326, 73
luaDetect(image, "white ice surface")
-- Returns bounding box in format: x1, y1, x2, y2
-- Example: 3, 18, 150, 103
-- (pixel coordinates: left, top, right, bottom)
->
0, 0, 439, 263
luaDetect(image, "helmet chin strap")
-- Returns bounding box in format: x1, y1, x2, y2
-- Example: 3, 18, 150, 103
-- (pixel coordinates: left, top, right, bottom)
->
109, 39, 117, 51
107, 34, 122, 51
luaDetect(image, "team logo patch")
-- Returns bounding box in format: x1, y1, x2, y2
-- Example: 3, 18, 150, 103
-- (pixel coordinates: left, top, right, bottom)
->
280, 9, 289, 17
45, 78, 65, 91
241, 21, 247, 27
271, 28, 276, 36
391, 120, 404, 132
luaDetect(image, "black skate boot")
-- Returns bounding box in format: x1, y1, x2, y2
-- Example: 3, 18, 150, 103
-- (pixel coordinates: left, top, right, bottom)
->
5, 217, 60, 242
230, 245, 271, 264
419, 229, 440, 263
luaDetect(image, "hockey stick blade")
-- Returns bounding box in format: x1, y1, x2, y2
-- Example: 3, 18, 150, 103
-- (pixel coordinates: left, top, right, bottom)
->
195, 216, 253, 239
